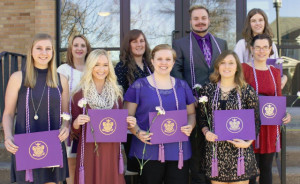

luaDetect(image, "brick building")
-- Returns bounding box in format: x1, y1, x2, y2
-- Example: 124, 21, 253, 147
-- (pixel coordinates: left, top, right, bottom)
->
0, 0, 56, 55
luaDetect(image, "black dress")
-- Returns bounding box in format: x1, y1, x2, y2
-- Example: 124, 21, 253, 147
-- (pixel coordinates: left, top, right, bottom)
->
198, 83, 260, 182
114, 61, 151, 93
11, 68, 69, 183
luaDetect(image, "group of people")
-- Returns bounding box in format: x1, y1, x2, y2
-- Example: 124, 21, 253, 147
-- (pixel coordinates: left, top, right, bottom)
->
2, 5, 292, 184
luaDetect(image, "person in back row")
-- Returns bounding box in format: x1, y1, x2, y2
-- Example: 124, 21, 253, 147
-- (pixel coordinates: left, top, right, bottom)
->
115, 29, 153, 179
234, 8, 287, 89
171, 5, 228, 184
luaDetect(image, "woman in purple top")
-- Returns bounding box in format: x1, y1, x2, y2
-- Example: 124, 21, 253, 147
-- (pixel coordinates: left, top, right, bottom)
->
124, 44, 196, 184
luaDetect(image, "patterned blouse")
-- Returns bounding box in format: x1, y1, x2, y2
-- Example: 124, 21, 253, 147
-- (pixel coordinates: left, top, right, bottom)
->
197, 83, 261, 136
115, 61, 151, 93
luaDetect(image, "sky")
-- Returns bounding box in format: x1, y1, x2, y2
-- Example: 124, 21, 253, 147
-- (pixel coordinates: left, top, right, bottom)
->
247, 0, 300, 23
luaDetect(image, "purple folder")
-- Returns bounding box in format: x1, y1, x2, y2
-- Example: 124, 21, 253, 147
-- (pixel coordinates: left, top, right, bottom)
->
267, 58, 283, 76
214, 109, 255, 141
86, 109, 128, 143
14, 130, 63, 171
149, 110, 188, 144
259, 96, 286, 125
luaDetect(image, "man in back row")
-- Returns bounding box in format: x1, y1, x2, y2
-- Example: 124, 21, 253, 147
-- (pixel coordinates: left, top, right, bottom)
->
171, 5, 228, 184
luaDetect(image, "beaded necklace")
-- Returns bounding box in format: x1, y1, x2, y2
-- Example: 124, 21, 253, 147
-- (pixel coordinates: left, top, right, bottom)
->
189, 32, 221, 96
251, 60, 280, 151
211, 82, 244, 177
151, 74, 184, 169
25, 84, 62, 182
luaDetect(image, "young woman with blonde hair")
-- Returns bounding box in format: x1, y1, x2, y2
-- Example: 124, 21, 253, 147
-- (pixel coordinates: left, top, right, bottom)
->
71, 49, 136, 184
3, 33, 70, 183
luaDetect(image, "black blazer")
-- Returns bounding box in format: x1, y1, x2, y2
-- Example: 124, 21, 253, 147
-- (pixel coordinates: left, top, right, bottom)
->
171, 33, 228, 88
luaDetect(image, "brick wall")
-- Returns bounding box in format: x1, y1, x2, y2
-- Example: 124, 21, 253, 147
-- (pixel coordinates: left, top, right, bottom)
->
0, 0, 56, 55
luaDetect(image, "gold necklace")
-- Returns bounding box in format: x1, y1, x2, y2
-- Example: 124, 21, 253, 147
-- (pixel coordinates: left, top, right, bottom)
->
31, 83, 46, 120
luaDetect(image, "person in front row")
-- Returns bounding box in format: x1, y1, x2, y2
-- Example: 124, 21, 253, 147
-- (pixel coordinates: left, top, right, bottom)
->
242, 34, 291, 184
124, 44, 196, 184
71, 49, 136, 184
198, 50, 260, 184
3, 33, 70, 183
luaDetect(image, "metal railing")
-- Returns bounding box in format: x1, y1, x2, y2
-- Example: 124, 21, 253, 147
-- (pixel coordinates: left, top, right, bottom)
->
0, 51, 26, 121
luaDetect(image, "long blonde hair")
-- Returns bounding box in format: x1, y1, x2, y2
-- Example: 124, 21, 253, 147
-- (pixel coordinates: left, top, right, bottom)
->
75, 49, 123, 101
24, 33, 58, 88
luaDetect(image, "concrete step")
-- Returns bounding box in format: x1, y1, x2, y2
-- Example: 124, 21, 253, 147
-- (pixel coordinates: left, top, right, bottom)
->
273, 166, 300, 184
285, 146, 300, 167
273, 146, 300, 167
0, 162, 11, 184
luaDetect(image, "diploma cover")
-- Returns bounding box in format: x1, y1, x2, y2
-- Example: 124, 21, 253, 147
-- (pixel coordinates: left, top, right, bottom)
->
259, 96, 286, 125
86, 109, 128, 142
267, 58, 283, 76
149, 110, 188, 144
214, 109, 256, 141
14, 130, 63, 171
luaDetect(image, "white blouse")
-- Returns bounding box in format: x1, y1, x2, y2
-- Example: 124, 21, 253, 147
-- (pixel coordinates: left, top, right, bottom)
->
57, 63, 82, 93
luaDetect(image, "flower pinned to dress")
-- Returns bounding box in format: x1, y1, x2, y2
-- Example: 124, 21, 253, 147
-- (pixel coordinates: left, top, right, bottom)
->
78, 98, 87, 108
60, 112, 71, 121
297, 91, 300, 98
193, 84, 202, 90
155, 106, 166, 115
275, 58, 284, 65
199, 96, 208, 103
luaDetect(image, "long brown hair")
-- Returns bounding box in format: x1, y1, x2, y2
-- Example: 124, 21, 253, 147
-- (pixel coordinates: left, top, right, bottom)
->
242, 8, 274, 55
66, 35, 92, 68
24, 33, 58, 88
119, 29, 152, 85
210, 50, 246, 89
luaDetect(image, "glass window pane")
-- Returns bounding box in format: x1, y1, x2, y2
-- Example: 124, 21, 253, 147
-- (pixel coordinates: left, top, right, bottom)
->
130, 0, 175, 48
109, 50, 121, 66
190, 0, 237, 50
61, 0, 120, 48
247, 0, 300, 47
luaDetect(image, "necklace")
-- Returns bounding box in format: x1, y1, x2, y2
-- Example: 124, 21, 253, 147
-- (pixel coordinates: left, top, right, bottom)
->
31, 83, 46, 120
189, 32, 221, 96
251, 60, 277, 96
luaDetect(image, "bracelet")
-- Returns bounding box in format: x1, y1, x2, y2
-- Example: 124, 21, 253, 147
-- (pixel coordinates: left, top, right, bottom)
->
203, 129, 209, 136
136, 129, 141, 137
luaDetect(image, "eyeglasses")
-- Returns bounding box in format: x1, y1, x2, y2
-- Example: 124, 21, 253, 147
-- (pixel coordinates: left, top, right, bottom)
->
253, 46, 270, 52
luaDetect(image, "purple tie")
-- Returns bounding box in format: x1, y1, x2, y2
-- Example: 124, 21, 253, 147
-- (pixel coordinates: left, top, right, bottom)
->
202, 38, 211, 67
